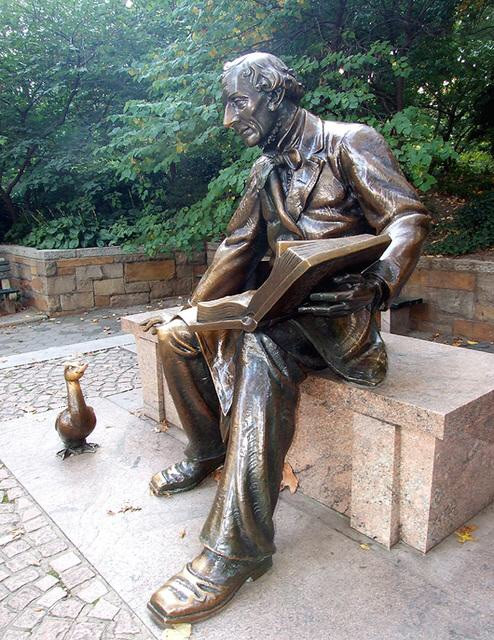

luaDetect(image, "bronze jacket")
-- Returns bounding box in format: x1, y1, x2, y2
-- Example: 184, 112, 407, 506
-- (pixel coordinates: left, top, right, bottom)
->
188, 108, 430, 413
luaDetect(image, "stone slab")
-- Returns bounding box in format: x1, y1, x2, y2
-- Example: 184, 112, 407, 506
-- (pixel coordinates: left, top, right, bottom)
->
0, 334, 134, 369
1, 397, 494, 639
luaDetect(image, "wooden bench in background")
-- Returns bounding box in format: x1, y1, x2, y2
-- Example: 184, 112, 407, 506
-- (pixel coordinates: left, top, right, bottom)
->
122, 308, 494, 553
0, 258, 20, 313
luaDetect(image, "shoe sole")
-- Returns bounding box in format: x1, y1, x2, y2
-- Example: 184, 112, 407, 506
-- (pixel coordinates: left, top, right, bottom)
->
147, 556, 273, 626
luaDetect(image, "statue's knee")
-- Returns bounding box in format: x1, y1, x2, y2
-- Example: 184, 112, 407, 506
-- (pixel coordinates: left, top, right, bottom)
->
157, 319, 199, 357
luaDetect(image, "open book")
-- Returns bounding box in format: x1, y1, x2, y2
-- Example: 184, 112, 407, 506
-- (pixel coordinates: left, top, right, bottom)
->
187, 234, 391, 332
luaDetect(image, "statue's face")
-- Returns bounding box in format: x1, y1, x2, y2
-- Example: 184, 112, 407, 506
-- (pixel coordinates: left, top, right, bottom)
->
222, 70, 279, 147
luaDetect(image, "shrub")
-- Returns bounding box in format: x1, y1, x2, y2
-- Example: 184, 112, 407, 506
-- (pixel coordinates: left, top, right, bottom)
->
427, 192, 494, 255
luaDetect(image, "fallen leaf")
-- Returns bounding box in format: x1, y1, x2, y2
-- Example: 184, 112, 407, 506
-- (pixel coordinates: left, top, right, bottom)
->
163, 623, 192, 640
212, 467, 223, 483
466, 340, 478, 345
280, 462, 299, 494
160, 419, 169, 432
452, 337, 464, 347
108, 503, 142, 515
359, 543, 370, 550
179, 529, 187, 538
455, 524, 477, 544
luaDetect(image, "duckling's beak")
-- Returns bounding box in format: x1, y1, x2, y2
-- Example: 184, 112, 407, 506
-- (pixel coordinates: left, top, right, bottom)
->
76, 363, 88, 375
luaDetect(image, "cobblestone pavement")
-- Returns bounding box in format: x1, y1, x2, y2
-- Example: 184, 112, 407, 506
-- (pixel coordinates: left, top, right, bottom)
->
1, 347, 140, 422
0, 298, 184, 357
0, 463, 153, 640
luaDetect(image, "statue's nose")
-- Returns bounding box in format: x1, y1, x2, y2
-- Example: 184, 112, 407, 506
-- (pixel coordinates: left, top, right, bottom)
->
223, 104, 237, 128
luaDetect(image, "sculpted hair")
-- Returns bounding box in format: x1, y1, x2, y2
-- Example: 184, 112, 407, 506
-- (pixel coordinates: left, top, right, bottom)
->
222, 52, 305, 104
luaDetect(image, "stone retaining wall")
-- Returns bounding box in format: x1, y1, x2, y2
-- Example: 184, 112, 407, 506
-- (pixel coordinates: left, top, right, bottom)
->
0, 245, 206, 314
402, 256, 494, 340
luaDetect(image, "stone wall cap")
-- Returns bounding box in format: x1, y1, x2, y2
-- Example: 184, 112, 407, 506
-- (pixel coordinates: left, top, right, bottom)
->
420, 255, 494, 273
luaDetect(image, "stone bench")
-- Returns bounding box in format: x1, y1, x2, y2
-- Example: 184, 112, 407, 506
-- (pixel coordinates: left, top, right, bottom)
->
122, 308, 494, 553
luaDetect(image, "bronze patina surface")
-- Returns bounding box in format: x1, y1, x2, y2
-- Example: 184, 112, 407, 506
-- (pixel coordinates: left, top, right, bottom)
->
55, 361, 98, 459
143, 52, 430, 626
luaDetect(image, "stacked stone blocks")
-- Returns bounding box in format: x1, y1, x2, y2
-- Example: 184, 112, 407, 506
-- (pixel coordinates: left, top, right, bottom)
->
0, 245, 207, 314
402, 255, 494, 340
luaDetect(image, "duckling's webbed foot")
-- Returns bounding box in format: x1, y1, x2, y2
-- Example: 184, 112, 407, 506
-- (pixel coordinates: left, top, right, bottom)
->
56, 442, 100, 460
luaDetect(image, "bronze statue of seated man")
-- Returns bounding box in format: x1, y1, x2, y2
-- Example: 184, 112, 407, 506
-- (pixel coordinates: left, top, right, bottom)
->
142, 51, 430, 626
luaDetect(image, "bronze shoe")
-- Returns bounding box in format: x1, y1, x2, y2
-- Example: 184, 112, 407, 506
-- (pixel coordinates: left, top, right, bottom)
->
149, 455, 224, 496
147, 548, 272, 625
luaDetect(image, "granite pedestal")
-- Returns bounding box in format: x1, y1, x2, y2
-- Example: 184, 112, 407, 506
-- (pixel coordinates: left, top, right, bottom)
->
122, 309, 494, 553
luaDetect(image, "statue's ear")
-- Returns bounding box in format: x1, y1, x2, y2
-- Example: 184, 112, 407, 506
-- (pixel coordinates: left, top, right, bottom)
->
267, 87, 285, 111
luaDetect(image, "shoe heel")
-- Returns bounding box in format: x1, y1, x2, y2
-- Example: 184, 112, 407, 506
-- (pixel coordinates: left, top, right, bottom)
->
248, 557, 273, 582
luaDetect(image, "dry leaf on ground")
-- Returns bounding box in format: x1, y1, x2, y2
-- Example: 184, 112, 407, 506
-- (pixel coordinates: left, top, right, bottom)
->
212, 467, 223, 483
179, 529, 187, 539
163, 622, 192, 639
280, 462, 299, 494
466, 340, 478, 345
359, 543, 370, 550
455, 524, 477, 543
107, 503, 142, 515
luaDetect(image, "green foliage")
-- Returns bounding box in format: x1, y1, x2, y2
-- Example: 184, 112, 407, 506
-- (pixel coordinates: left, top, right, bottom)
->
440, 149, 494, 198
2, 0, 493, 255
428, 192, 494, 255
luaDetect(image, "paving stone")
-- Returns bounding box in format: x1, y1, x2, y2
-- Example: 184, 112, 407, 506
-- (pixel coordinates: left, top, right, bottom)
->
0, 502, 15, 513
0, 601, 16, 627
61, 565, 95, 590
0, 531, 23, 546
36, 585, 67, 608
0, 583, 8, 601
7, 585, 40, 610
30, 616, 72, 639
3, 630, 30, 640
3, 567, 39, 592
0, 512, 19, 525
34, 574, 59, 592
23, 515, 48, 533
0, 565, 10, 581
51, 597, 85, 619
38, 538, 68, 558
28, 526, 57, 546
3, 539, 30, 558
66, 620, 106, 640
0, 478, 19, 490
77, 579, 108, 603
20, 507, 42, 522
12, 606, 46, 630
88, 598, 120, 620
6, 550, 42, 572
114, 609, 142, 635
50, 551, 81, 573
14, 497, 34, 511
7, 488, 25, 501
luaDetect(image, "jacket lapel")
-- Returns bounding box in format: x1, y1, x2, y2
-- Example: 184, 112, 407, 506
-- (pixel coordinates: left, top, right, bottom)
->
285, 111, 326, 221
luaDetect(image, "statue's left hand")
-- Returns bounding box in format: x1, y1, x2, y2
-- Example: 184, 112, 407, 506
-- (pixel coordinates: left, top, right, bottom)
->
140, 316, 165, 335
297, 273, 383, 318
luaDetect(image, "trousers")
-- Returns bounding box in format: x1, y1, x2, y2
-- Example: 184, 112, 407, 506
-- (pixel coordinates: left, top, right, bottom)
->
157, 318, 327, 561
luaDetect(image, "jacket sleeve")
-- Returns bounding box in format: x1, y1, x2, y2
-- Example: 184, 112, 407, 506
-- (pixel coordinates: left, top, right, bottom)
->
190, 182, 268, 305
338, 125, 431, 307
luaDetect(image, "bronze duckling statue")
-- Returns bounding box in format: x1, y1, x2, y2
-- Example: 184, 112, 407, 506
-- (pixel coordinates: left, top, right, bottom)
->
55, 361, 98, 459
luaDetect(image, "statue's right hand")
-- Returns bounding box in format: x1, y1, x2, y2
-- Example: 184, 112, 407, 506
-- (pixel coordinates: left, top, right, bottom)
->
140, 316, 164, 335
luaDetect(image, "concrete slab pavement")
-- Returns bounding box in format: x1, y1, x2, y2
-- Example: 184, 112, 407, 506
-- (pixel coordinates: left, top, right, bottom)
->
0, 394, 493, 640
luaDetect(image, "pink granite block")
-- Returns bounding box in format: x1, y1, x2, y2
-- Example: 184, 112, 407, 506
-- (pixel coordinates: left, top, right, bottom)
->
426, 431, 494, 551
287, 387, 353, 516
135, 337, 165, 423
399, 429, 436, 552
350, 415, 400, 548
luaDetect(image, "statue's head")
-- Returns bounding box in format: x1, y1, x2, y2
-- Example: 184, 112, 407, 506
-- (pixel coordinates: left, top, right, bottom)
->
64, 360, 88, 382
221, 52, 304, 148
